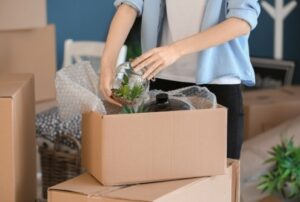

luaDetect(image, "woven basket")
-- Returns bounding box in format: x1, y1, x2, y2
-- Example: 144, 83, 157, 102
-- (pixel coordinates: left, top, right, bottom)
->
38, 134, 82, 199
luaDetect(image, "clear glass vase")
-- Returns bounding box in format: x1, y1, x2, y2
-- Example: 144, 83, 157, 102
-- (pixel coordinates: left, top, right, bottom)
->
112, 62, 149, 105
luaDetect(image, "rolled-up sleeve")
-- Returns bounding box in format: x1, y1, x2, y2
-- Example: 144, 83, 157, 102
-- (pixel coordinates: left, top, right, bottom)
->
226, 0, 261, 30
114, 0, 144, 16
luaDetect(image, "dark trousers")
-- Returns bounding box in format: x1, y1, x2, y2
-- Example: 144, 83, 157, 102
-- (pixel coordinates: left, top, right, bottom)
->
150, 79, 244, 159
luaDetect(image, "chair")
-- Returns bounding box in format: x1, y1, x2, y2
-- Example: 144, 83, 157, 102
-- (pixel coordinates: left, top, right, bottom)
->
63, 39, 127, 74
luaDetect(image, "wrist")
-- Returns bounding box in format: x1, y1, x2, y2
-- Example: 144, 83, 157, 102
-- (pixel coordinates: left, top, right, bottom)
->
171, 42, 185, 58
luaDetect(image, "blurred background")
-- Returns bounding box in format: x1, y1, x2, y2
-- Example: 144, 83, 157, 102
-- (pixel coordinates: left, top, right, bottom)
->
1, 1, 300, 202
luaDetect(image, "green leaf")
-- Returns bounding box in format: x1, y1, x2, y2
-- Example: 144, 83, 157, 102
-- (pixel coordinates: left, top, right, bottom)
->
258, 137, 300, 199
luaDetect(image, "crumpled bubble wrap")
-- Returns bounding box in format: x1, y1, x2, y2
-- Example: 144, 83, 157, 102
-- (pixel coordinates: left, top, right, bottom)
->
149, 86, 217, 109
36, 107, 81, 148
55, 62, 106, 120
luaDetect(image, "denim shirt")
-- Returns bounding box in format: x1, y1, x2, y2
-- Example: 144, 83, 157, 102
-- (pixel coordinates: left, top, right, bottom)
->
114, 0, 261, 86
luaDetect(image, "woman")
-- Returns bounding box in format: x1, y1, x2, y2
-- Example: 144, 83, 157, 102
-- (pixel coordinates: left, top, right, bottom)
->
99, 0, 261, 159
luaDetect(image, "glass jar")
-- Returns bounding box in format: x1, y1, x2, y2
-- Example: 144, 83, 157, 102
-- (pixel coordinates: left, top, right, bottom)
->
112, 62, 149, 105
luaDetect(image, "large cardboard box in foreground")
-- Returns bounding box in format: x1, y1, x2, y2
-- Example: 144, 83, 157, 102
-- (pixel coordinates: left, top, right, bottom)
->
82, 106, 227, 185
0, 25, 57, 102
0, 74, 36, 202
0, 0, 46, 30
48, 160, 240, 202
243, 86, 300, 140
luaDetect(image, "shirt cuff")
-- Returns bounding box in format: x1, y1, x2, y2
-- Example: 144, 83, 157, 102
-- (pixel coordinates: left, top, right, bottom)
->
114, 0, 143, 16
226, 8, 259, 30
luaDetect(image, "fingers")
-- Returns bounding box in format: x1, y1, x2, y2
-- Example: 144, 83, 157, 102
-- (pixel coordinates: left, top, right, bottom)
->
100, 85, 122, 107
134, 54, 159, 72
143, 61, 163, 80
147, 65, 164, 80
131, 49, 155, 67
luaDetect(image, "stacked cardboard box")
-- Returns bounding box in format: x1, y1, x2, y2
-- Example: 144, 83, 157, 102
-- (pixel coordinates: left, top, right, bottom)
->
0, 74, 36, 202
48, 104, 241, 201
49, 160, 240, 202
0, 0, 57, 103
243, 86, 300, 140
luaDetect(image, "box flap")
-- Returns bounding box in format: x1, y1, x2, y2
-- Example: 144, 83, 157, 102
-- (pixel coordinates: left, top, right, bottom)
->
49, 174, 122, 196
0, 74, 33, 97
103, 178, 203, 201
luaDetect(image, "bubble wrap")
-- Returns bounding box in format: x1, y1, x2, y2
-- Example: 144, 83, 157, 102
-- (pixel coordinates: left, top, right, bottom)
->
149, 86, 217, 109
55, 62, 106, 120
36, 107, 81, 148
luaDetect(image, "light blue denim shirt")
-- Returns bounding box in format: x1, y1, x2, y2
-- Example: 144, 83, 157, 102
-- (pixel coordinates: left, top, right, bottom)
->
114, 0, 261, 86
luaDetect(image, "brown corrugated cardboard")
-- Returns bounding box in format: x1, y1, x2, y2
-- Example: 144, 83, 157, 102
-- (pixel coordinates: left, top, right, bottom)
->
0, 0, 46, 30
82, 106, 227, 185
0, 74, 36, 202
0, 25, 57, 102
48, 160, 239, 202
243, 86, 300, 140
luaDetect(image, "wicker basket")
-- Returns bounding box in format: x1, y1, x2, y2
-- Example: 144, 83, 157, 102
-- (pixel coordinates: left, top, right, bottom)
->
38, 134, 82, 199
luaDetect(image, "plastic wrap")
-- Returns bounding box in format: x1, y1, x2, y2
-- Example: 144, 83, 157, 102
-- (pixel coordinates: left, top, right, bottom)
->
148, 86, 217, 109
55, 62, 106, 120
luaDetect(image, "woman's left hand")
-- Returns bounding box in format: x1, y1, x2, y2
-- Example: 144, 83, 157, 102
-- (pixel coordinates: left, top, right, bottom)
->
131, 44, 181, 80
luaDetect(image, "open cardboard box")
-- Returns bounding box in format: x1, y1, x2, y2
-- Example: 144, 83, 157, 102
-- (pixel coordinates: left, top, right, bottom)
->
0, 74, 36, 202
49, 159, 239, 202
82, 105, 227, 185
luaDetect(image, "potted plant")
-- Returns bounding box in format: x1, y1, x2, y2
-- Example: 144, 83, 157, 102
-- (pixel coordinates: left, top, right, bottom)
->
258, 138, 300, 202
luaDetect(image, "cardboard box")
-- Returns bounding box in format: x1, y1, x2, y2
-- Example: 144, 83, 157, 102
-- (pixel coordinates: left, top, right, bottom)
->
0, 25, 57, 102
48, 160, 239, 202
82, 106, 227, 185
0, 0, 46, 30
0, 74, 36, 202
243, 86, 300, 140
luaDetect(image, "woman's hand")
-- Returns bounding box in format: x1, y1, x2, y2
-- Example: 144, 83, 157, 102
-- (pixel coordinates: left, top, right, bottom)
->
98, 3, 138, 107
131, 44, 181, 80
99, 65, 122, 106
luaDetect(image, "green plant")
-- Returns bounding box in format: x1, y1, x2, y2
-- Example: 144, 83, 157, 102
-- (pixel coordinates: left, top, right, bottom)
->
258, 138, 300, 199
113, 74, 144, 102
121, 103, 149, 114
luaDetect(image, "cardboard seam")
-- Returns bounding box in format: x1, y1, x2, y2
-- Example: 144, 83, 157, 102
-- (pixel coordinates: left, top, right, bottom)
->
11, 96, 17, 202
99, 115, 106, 182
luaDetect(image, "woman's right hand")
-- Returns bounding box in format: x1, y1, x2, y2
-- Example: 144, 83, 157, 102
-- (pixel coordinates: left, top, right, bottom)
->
99, 64, 122, 106
98, 3, 138, 107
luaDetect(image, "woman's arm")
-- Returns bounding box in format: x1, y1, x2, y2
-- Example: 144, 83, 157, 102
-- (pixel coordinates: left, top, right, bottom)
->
132, 18, 251, 80
100, 4, 137, 106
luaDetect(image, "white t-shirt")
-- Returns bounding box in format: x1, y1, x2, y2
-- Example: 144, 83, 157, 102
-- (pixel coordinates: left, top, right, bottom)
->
157, 0, 241, 85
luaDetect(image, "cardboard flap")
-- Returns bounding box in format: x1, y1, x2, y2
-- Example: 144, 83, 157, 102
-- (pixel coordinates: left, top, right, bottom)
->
103, 178, 206, 201
0, 74, 33, 97
49, 174, 121, 196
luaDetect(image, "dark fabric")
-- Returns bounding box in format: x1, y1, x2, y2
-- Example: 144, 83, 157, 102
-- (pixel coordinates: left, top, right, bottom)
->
150, 78, 244, 159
